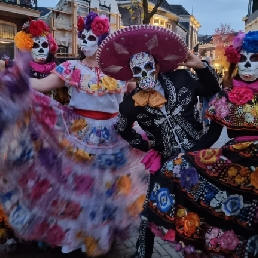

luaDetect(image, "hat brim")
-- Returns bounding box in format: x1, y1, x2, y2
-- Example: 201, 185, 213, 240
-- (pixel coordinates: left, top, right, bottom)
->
97, 25, 188, 81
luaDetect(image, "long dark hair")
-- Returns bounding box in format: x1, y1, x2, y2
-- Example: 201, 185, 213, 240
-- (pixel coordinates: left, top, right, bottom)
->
222, 63, 237, 88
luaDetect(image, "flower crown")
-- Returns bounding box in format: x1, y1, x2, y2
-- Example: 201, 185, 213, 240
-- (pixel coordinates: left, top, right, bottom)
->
14, 20, 58, 54
224, 31, 258, 64
77, 11, 110, 38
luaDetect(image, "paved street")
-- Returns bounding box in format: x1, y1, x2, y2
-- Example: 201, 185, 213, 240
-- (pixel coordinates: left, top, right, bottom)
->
0, 128, 229, 258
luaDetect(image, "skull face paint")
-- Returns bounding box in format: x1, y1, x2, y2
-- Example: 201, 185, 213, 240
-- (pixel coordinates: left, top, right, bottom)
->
31, 36, 49, 63
130, 52, 156, 90
238, 50, 258, 81
80, 29, 98, 57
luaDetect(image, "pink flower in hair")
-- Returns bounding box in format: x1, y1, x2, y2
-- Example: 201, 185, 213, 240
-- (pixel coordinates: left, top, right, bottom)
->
47, 33, 58, 54
232, 31, 245, 51
91, 15, 109, 36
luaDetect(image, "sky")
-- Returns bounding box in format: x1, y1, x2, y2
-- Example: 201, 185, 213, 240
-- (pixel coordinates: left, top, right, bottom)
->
168, 0, 247, 35
37, 0, 248, 35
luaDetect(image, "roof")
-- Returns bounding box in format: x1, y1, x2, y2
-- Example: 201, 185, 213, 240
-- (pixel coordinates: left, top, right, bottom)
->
170, 5, 190, 16
37, 7, 51, 16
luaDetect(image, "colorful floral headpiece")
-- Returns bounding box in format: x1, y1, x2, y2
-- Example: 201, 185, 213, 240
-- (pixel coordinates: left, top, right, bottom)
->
77, 11, 110, 38
224, 31, 258, 64
14, 20, 58, 54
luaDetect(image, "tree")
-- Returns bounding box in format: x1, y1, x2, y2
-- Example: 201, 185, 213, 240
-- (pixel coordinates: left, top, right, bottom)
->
128, 0, 164, 25
142, 0, 164, 24
212, 24, 235, 70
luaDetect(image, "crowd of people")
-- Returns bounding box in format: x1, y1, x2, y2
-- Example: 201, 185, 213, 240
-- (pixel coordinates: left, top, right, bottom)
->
0, 12, 258, 258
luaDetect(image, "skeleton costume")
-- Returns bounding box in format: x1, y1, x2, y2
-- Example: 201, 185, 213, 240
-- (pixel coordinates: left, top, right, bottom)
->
97, 25, 220, 258
143, 31, 258, 257
0, 13, 148, 257
14, 20, 70, 105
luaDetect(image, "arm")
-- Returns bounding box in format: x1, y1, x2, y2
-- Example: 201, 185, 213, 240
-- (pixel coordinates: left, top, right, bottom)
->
188, 121, 223, 151
30, 73, 65, 93
116, 99, 150, 152
194, 63, 220, 97
178, 53, 220, 97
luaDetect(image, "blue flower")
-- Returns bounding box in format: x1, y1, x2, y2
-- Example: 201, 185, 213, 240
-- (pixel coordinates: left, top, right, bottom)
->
55, 66, 64, 74
102, 127, 110, 140
9, 205, 31, 231
180, 168, 199, 191
242, 31, 258, 53
166, 161, 174, 171
221, 194, 244, 216
205, 184, 218, 202
156, 188, 174, 213
114, 151, 126, 168
247, 235, 258, 256
150, 191, 156, 201
102, 205, 117, 222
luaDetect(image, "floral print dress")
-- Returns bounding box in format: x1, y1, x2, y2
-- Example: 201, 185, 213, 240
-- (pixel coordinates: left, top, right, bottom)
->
0, 57, 148, 256
146, 86, 258, 257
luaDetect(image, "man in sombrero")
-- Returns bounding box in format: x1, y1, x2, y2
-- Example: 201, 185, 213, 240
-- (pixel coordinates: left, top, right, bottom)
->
97, 25, 220, 258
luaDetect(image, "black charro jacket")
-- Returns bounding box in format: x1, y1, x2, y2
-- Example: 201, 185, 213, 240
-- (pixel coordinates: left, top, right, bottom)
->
116, 64, 220, 159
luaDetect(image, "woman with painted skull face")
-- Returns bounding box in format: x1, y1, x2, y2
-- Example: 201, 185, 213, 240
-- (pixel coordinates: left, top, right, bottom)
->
140, 31, 258, 257
0, 12, 148, 257
14, 20, 70, 105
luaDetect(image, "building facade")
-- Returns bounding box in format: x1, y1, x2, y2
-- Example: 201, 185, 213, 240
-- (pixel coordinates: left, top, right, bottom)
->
0, 0, 40, 58
39, 0, 122, 59
117, 0, 188, 43
243, 0, 258, 32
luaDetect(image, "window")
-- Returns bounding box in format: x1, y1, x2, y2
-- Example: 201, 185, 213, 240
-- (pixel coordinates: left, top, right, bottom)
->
0, 21, 16, 59
153, 18, 159, 25
166, 24, 171, 30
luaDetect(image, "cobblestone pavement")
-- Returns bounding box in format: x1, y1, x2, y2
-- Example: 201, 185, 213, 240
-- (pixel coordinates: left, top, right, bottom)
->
1, 129, 229, 258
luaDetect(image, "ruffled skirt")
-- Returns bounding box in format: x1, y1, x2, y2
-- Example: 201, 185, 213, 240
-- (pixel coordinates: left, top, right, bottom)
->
146, 140, 258, 257
0, 86, 148, 256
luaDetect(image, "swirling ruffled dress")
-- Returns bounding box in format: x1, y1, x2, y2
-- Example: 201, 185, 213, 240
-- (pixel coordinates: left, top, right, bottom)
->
0, 58, 148, 256
146, 86, 258, 257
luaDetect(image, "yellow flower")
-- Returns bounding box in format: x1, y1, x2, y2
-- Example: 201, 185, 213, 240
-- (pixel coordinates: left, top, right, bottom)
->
235, 175, 246, 184
117, 175, 132, 195
14, 31, 34, 51
228, 167, 238, 177
199, 149, 220, 165
101, 76, 118, 90
243, 104, 252, 113
233, 142, 251, 150
74, 149, 91, 162
177, 208, 186, 218
90, 84, 99, 91
70, 119, 87, 133
84, 236, 98, 256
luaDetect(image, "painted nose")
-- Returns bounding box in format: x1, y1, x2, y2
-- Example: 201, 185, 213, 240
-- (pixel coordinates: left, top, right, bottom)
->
83, 39, 87, 44
142, 71, 147, 77
244, 61, 251, 68
38, 48, 44, 53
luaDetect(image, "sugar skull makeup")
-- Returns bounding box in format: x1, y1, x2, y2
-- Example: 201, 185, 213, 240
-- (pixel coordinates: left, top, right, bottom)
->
238, 50, 258, 81
31, 36, 49, 63
130, 52, 156, 90
80, 29, 98, 57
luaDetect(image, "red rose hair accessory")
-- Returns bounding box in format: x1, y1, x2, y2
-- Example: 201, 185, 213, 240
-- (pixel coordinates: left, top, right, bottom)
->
224, 45, 241, 64
77, 16, 85, 32
91, 16, 109, 36
47, 34, 58, 54
15, 19, 58, 54
27, 20, 50, 37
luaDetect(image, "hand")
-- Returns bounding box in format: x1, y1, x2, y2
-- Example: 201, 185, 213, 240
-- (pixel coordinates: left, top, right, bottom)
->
178, 52, 205, 69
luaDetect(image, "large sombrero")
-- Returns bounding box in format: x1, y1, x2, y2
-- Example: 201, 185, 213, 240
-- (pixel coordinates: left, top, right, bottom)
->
97, 25, 188, 81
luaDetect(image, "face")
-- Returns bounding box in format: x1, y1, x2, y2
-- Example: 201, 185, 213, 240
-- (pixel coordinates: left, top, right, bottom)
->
31, 36, 49, 63
80, 29, 98, 57
238, 50, 258, 81
130, 52, 157, 90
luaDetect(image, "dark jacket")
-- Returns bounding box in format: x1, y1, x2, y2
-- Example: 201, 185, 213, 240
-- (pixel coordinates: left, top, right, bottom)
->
116, 65, 220, 159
